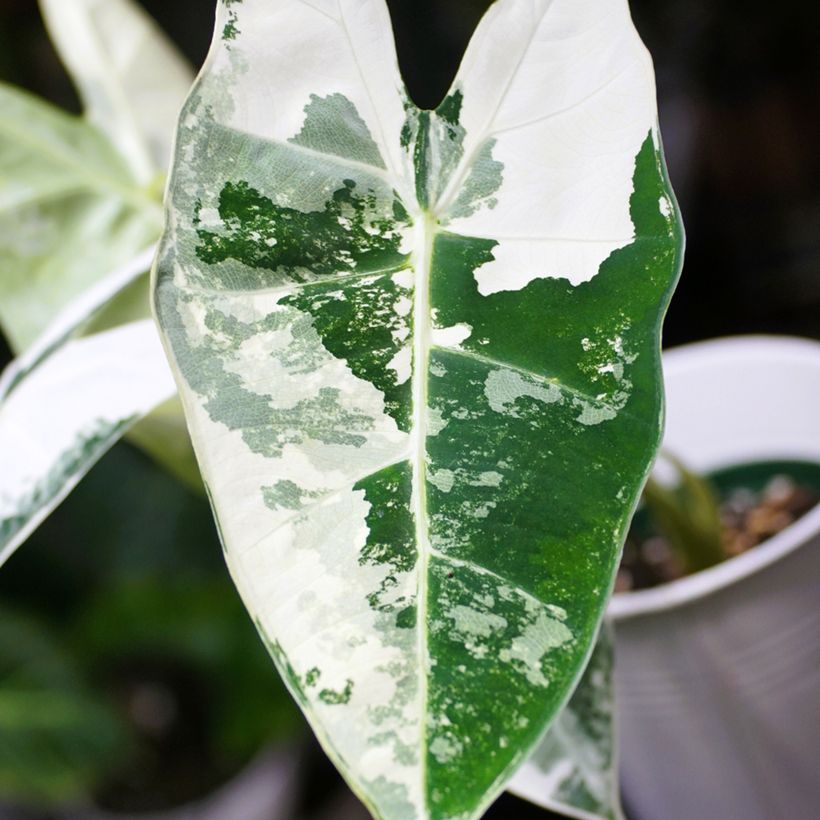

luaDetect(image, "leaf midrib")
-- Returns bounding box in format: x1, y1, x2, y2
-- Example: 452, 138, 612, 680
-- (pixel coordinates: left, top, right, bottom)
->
410, 208, 436, 807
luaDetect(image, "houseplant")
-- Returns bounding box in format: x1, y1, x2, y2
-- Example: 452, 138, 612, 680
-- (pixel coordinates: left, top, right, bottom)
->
152, 0, 681, 817
609, 335, 820, 820
1, 0, 682, 817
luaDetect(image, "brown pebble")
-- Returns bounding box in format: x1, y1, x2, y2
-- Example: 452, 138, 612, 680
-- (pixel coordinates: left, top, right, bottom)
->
724, 530, 756, 556
787, 487, 819, 517
746, 507, 793, 539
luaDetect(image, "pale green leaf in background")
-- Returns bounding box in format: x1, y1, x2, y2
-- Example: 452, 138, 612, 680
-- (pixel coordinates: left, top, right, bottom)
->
154, 0, 682, 818
0, 82, 161, 352
39, 0, 194, 186
0, 246, 183, 560
0, 0, 195, 351
0, 0, 200, 548
0, 245, 156, 400
509, 624, 623, 820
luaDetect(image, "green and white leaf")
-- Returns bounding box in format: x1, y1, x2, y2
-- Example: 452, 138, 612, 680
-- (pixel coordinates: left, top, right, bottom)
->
39, 0, 194, 186
0, 318, 176, 566
0, 0, 192, 350
0, 1, 199, 532
509, 624, 623, 820
154, 0, 682, 818
0, 82, 161, 352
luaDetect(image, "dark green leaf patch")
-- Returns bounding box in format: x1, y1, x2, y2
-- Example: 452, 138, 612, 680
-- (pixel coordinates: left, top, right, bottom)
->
195, 179, 408, 281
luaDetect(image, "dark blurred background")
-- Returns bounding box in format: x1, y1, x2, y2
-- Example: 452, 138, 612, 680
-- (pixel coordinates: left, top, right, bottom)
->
0, 0, 818, 817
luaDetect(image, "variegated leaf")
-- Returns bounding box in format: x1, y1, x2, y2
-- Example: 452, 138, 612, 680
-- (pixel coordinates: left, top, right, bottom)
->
509, 624, 623, 820
0, 319, 176, 567
154, 0, 682, 817
0, 249, 173, 567
39, 0, 194, 186
0, 2, 199, 519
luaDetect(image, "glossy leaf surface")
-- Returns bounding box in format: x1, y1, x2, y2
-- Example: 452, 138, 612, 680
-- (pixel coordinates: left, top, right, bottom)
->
154, 0, 682, 817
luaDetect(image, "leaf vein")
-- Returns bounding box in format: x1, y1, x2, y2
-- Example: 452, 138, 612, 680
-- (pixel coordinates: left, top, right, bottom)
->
432, 344, 637, 418
238, 453, 412, 557
182, 263, 411, 301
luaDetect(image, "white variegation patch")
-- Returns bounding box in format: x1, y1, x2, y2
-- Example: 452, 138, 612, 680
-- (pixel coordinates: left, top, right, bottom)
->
203, 0, 411, 201
499, 608, 574, 687
443, 0, 655, 292
484, 368, 563, 416
431, 322, 473, 348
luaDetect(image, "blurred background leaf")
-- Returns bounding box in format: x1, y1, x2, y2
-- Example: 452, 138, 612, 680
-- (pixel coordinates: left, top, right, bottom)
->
0, 606, 131, 804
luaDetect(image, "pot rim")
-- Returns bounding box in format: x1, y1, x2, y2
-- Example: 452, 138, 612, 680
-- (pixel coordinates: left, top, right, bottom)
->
609, 334, 820, 620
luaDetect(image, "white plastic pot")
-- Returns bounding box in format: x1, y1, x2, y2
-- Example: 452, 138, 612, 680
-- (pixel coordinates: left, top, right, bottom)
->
609, 336, 820, 820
